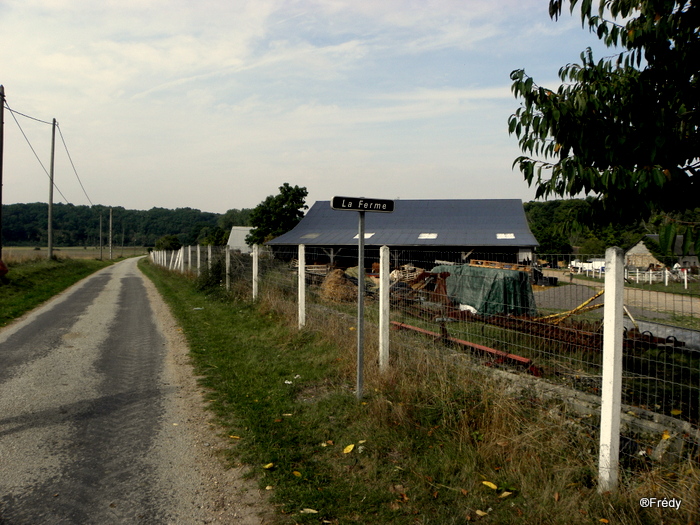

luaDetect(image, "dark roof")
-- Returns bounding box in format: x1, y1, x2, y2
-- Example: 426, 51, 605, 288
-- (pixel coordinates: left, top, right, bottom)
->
266, 199, 538, 247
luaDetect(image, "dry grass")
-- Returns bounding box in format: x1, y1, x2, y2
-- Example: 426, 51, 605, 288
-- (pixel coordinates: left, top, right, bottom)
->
253, 273, 700, 523
2, 246, 148, 263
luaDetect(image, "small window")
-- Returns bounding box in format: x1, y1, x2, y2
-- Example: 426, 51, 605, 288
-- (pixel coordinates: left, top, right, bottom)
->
353, 233, 376, 239
497, 233, 515, 239
418, 233, 438, 239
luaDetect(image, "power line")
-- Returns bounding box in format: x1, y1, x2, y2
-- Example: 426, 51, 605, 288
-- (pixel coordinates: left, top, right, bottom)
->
56, 123, 93, 206
3, 100, 69, 204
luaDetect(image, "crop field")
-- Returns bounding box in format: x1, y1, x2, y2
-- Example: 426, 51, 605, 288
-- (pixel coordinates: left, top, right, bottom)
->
2, 246, 148, 263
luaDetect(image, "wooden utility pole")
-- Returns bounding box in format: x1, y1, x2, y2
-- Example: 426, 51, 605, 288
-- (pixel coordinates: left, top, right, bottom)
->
99, 212, 103, 260
0, 85, 5, 263
109, 207, 113, 259
47, 118, 56, 259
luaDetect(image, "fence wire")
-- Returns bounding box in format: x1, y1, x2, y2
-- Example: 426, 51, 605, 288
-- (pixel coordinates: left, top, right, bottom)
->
151, 246, 700, 475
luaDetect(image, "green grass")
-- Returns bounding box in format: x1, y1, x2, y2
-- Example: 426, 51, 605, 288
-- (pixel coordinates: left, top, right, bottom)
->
139, 259, 700, 525
0, 257, 112, 327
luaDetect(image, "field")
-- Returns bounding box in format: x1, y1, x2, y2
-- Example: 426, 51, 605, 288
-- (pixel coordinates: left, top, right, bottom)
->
2, 245, 149, 263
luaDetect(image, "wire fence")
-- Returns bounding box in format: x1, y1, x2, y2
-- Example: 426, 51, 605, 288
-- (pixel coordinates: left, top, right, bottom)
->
150, 245, 700, 482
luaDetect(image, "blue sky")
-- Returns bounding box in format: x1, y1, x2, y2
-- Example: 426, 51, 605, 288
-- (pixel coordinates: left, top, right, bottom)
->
0, 0, 611, 214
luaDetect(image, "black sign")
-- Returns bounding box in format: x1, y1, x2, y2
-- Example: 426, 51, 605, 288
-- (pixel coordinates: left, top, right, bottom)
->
331, 196, 395, 213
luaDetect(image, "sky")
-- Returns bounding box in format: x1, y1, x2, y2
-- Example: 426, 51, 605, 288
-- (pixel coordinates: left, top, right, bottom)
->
0, 0, 612, 215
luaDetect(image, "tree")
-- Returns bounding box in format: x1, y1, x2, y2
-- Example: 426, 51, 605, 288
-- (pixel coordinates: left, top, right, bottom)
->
509, 0, 699, 224
155, 235, 182, 251
246, 183, 308, 246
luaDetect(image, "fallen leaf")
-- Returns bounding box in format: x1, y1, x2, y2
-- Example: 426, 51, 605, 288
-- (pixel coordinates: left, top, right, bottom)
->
461, 489, 468, 496
300, 508, 318, 514
600, 519, 609, 524
265, 485, 273, 490
343, 444, 355, 454
554, 492, 560, 502
482, 481, 498, 490
499, 491, 513, 498
229, 435, 240, 439
263, 463, 274, 469
476, 510, 488, 516
662, 430, 671, 440
671, 409, 682, 416
293, 471, 302, 477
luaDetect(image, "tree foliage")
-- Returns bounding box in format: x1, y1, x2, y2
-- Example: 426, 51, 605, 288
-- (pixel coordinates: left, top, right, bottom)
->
510, 0, 699, 222
246, 183, 308, 246
1, 203, 252, 248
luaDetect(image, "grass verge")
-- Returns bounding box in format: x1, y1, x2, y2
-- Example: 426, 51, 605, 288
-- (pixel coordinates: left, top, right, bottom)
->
0, 257, 113, 327
139, 259, 699, 525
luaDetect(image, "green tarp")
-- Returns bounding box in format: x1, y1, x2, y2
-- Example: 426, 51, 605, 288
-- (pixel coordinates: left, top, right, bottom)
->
431, 264, 537, 317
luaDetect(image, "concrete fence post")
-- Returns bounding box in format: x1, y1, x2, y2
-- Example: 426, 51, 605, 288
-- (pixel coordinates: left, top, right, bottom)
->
197, 245, 201, 277
180, 246, 185, 273
208, 245, 212, 271
187, 245, 191, 272
598, 246, 625, 493
298, 244, 306, 329
379, 245, 390, 372
252, 244, 260, 300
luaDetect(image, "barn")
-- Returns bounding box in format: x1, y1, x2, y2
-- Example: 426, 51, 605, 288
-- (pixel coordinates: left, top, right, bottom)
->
266, 199, 538, 269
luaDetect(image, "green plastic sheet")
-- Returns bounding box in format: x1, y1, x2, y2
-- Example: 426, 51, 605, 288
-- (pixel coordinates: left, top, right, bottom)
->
431, 264, 537, 317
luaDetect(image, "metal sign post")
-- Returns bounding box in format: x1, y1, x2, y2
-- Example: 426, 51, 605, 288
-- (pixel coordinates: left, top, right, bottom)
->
331, 196, 394, 400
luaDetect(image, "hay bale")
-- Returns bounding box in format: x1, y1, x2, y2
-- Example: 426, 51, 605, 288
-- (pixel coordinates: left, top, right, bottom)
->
321, 269, 357, 303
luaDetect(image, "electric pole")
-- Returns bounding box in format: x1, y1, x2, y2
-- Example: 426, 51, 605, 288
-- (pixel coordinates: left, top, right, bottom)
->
48, 118, 56, 259
109, 207, 113, 260
99, 212, 103, 260
0, 85, 5, 264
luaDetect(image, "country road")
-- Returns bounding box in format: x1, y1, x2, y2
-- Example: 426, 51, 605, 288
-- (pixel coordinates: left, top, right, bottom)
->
0, 257, 269, 524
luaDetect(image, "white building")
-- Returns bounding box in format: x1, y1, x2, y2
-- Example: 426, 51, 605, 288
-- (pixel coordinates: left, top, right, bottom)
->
227, 226, 253, 253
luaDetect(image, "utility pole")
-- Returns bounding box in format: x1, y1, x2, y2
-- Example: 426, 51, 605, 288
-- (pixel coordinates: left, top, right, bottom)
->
0, 85, 5, 264
109, 207, 113, 260
47, 118, 56, 259
99, 212, 103, 260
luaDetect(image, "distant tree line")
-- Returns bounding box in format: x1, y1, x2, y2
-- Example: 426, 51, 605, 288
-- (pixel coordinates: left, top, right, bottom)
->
525, 198, 700, 258
1, 202, 253, 248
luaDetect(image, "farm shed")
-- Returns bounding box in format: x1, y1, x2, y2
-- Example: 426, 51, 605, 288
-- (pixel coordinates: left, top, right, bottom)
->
625, 240, 664, 269
266, 199, 538, 268
227, 226, 253, 253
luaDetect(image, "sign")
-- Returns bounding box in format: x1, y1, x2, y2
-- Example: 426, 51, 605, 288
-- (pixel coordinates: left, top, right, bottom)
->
329, 196, 393, 400
331, 196, 395, 213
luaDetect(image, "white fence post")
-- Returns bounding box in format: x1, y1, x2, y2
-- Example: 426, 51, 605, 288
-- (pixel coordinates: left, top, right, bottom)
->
179, 246, 185, 273
197, 245, 201, 277
252, 244, 260, 300
225, 246, 231, 291
187, 245, 191, 272
208, 245, 212, 271
598, 246, 625, 493
298, 244, 306, 329
379, 245, 390, 372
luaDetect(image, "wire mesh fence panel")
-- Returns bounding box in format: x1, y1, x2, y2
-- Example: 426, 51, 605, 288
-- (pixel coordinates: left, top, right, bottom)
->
149, 244, 700, 474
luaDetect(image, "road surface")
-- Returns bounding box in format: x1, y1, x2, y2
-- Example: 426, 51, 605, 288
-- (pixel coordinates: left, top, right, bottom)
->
0, 257, 269, 524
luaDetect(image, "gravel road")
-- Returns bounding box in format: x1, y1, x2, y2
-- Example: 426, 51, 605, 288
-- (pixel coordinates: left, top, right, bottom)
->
0, 257, 272, 524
